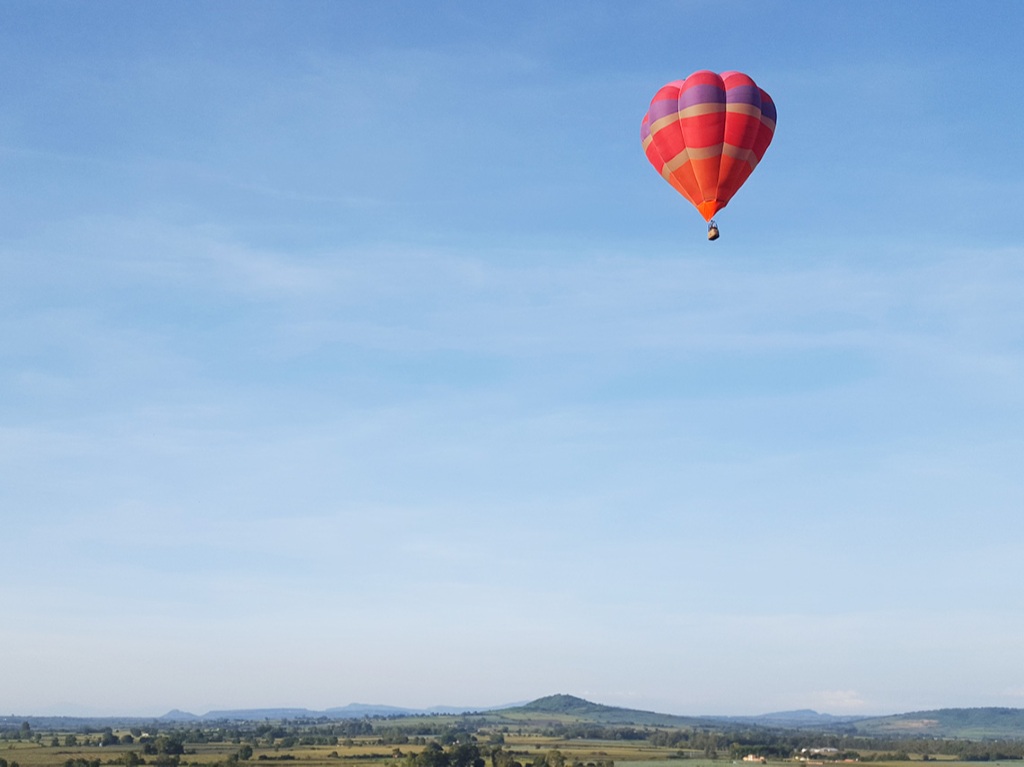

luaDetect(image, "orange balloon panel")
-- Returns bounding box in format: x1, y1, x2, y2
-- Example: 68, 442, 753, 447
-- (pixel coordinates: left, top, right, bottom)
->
641, 70, 776, 222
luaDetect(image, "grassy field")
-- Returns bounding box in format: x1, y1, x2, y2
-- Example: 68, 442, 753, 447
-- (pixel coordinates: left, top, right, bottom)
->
7, 743, 1023, 767
3, 735, 680, 767
4, 729, 1024, 767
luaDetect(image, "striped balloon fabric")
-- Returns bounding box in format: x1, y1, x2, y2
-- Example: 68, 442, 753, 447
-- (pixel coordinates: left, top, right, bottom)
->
641, 70, 776, 223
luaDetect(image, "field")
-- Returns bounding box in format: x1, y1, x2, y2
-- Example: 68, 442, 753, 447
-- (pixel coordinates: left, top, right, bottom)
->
4, 729, 1024, 767
5, 698, 1024, 767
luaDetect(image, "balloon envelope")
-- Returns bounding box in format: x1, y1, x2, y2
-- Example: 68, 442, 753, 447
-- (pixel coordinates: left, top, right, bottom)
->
641, 70, 776, 221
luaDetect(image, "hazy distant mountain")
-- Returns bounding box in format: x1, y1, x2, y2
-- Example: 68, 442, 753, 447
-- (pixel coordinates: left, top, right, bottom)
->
199, 708, 321, 721
158, 702, 509, 722
714, 709, 865, 728
160, 709, 201, 722
324, 704, 418, 718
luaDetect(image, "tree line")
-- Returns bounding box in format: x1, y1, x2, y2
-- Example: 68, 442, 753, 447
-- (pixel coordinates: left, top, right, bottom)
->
6, 717, 1024, 764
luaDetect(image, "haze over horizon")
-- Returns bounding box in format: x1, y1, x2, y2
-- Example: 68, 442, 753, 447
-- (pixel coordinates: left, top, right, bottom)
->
3, 1, 1023, 719
6, 694, 896, 721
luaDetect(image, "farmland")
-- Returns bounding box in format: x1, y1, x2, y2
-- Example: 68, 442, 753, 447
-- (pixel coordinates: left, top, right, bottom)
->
4, 697, 1024, 767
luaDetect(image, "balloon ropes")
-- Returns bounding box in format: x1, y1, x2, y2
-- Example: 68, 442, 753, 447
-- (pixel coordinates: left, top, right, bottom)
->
641, 70, 776, 241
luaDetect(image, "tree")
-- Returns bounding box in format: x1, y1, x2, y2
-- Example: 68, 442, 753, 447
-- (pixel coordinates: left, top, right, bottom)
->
450, 743, 483, 767
412, 742, 450, 767
155, 736, 185, 756
490, 748, 518, 767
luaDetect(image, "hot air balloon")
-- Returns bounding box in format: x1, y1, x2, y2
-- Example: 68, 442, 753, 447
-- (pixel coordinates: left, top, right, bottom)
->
641, 70, 776, 241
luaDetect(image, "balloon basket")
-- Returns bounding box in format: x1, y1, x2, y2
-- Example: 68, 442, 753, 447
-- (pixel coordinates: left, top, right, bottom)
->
707, 221, 720, 241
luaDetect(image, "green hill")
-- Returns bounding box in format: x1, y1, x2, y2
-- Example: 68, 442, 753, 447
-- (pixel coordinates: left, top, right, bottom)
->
853, 707, 1024, 738
517, 694, 625, 716
501, 694, 702, 727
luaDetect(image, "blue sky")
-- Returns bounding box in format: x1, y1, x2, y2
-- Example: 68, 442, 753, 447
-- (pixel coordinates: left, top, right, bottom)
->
2, 1, 1024, 717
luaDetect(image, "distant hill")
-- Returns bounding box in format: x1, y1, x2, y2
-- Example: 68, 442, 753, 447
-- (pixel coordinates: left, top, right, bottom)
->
502, 694, 703, 727
325, 704, 423, 718
198, 708, 322, 721
160, 709, 201, 722
158, 702, 509, 722
518, 694, 612, 714
712, 709, 865, 729
851, 708, 1024, 738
